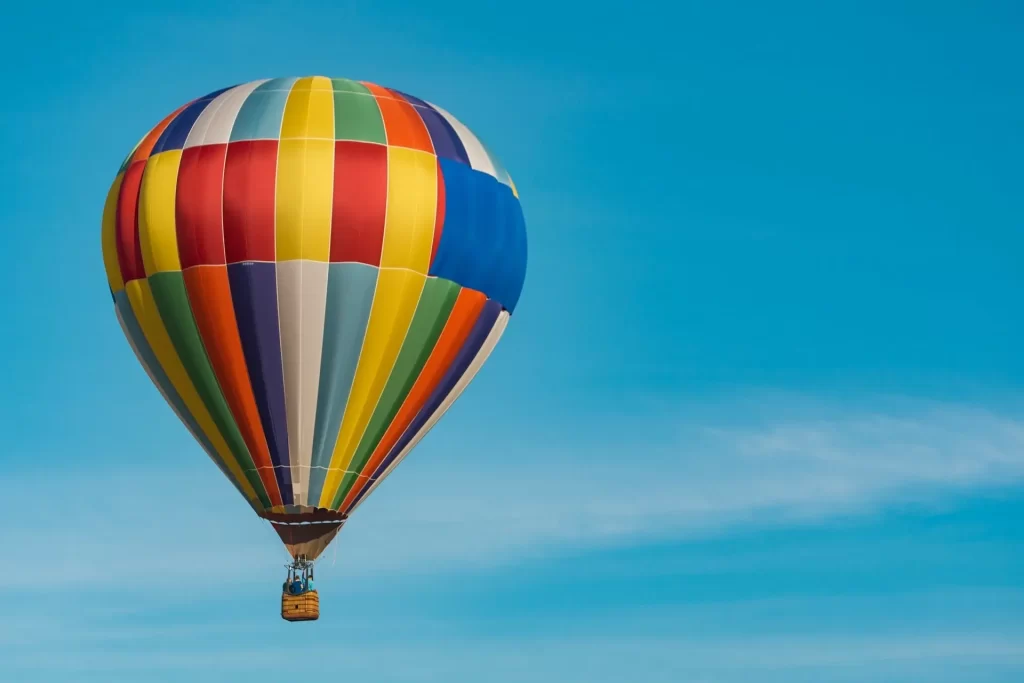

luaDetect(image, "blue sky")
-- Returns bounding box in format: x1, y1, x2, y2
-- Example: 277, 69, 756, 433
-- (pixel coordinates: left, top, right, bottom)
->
2, 1, 1023, 681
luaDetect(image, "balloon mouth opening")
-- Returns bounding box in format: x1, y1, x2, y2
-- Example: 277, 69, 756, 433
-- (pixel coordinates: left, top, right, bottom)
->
258, 508, 349, 524
260, 509, 349, 561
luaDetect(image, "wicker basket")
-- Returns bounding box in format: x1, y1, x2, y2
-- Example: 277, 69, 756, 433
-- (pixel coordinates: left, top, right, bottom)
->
281, 590, 320, 622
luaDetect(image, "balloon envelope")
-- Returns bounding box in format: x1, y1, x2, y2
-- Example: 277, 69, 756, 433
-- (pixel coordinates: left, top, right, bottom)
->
101, 76, 527, 559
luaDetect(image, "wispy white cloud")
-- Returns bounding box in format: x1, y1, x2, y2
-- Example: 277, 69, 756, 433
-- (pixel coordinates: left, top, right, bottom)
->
340, 395, 1024, 571
4, 394, 1023, 583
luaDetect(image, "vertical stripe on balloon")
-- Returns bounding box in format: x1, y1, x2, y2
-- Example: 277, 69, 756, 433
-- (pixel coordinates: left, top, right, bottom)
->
175, 141, 284, 504
182, 266, 283, 506
129, 103, 190, 166
379, 147, 437, 273
176, 144, 228, 267
276, 76, 335, 504
388, 89, 430, 108
367, 301, 500, 481
114, 291, 258, 508
281, 77, 334, 137
306, 263, 378, 505
331, 79, 386, 144
317, 269, 427, 507
430, 101, 516, 203
227, 262, 293, 504
137, 150, 183, 275
421, 113, 470, 165
123, 276, 269, 507
423, 102, 495, 174
349, 306, 508, 514
330, 141, 388, 265
128, 148, 253, 497
275, 137, 335, 261
118, 133, 148, 176
172, 147, 267, 496
478, 138, 513, 188
145, 272, 270, 505
392, 90, 470, 165
222, 138, 292, 501
223, 140, 278, 263
114, 160, 147, 283
337, 286, 485, 511
186, 81, 267, 148
150, 88, 227, 154
363, 82, 434, 153
317, 146, 438, 506
276, 262, 329, 505
101, 174, 126, 293
276, 78, 335, 261
230, 78, 298, 142
331, 278, 460, 505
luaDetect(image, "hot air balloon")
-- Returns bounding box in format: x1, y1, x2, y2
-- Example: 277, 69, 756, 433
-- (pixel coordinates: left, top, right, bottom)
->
100, 76, 527, 621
